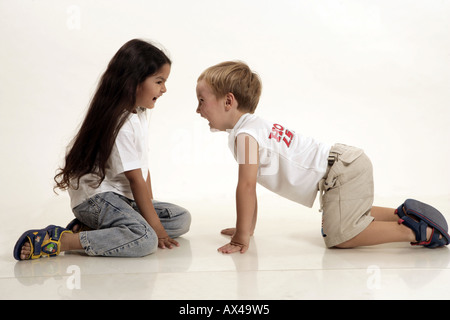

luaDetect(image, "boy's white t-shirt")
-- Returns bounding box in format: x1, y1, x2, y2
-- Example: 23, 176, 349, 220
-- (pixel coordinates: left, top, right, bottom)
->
228, 113, 331, 208
68, 109, 149, 208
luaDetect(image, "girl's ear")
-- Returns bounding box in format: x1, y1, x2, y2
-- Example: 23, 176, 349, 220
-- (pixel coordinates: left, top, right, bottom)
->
136, 83, 143, 94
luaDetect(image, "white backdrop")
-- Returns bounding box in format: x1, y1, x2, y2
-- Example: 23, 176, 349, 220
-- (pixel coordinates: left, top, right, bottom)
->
1, 0, 449, 221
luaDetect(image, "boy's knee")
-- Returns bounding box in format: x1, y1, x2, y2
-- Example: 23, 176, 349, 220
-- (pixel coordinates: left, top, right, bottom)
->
334, 239, 356, 249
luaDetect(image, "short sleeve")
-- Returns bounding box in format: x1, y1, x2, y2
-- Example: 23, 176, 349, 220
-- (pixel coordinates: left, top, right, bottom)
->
109, 120, 141, 175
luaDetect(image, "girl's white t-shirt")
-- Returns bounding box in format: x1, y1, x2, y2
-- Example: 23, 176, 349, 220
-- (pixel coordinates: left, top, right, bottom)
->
68, 109, 149, 208
228, 113, 331, 208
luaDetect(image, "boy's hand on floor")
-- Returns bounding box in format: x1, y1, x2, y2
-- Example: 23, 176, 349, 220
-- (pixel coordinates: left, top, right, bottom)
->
218, 241, 248, 254
220, 228, 236, 236
220, 228, 254, 237
218, 231, 250, 254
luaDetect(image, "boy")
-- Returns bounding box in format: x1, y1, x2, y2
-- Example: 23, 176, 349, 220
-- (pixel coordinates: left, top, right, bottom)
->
196, 61, 449, 254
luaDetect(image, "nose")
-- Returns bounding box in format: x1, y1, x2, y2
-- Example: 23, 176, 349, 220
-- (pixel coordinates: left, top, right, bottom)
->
161, 83, 167, 94
196, 104, 201, 114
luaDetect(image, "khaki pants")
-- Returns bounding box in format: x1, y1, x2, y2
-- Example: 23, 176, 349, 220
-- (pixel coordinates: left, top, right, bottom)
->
318, 144, 374, 248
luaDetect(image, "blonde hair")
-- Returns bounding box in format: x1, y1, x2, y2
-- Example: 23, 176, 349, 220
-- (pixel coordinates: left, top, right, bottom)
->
198, 61, 262, 114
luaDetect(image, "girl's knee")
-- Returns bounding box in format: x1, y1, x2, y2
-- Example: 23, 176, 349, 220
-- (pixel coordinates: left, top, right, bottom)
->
124, 224, 158, 257
139, 237, 158, 256
172, 209, 191, 237
180, 210, 192, 233
139, 227, 159, 256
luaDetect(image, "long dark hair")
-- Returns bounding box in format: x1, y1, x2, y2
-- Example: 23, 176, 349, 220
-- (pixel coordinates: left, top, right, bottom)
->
54, 39, 171, 191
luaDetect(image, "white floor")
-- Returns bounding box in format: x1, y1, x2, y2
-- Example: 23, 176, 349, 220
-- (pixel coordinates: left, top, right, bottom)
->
1, 194, 450, 300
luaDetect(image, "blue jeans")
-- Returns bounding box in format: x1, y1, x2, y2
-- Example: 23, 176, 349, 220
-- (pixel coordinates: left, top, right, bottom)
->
72, 192, 191, 257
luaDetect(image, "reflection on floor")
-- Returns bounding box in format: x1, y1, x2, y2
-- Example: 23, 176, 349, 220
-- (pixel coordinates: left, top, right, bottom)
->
1, 194, 450, 300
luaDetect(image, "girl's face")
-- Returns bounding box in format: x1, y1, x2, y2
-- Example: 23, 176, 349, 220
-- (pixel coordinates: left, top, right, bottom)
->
135, 63, 171, 110
196, 80, 228, 131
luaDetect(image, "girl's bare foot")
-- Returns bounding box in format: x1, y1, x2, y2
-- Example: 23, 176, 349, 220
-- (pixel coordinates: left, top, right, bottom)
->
20, 233, 49, 260
18, 230, 82, 260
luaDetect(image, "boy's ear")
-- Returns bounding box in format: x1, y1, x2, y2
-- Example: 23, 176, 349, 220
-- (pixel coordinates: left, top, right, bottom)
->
225, 92, 236, 110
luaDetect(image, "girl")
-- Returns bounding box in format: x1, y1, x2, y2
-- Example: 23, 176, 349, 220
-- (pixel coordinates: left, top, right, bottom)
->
14, 39, 191, 260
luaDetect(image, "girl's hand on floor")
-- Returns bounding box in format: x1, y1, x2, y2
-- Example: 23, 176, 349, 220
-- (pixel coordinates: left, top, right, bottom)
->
158, 237, 179, 249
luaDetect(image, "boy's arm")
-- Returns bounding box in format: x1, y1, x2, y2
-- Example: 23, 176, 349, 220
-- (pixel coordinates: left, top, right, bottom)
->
218, 134, 259, 254
220, 199, 257, 236
125, 168, 178, 249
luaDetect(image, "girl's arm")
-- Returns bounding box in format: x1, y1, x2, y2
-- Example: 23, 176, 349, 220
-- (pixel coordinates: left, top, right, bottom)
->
125, 168, 178, 249
218, 134, 259, 254
146, 171, 154, 200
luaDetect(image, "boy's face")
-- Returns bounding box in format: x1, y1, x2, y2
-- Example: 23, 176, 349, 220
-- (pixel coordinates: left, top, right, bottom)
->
196, 80, 228, 131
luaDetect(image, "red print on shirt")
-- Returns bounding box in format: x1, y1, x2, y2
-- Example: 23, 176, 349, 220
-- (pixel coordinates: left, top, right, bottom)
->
268, 123, 294, 148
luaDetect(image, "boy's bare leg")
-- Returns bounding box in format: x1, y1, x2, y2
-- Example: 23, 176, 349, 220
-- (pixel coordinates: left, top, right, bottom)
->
336, 205, 410, 246
371, 206, 398, 221
335, 221, 416, 248
335, 205, 437, 248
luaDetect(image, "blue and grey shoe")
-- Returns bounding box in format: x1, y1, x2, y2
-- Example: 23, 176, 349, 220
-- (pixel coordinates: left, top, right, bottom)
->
396, 199, 450, 248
